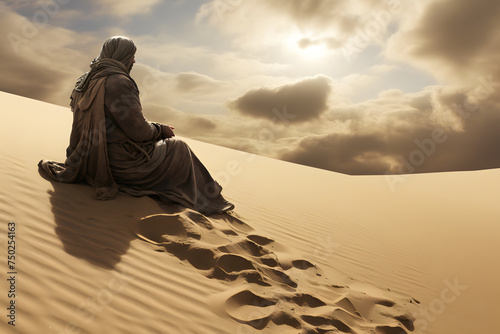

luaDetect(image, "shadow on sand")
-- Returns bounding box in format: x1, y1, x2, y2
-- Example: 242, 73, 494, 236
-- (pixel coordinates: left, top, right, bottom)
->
39, 167, 137, 269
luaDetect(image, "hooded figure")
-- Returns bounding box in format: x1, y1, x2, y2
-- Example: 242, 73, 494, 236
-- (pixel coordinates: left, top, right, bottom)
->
39, 36, 234, 215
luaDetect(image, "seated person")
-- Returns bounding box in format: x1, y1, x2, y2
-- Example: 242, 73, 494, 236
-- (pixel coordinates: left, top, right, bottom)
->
39, 36, 234, 215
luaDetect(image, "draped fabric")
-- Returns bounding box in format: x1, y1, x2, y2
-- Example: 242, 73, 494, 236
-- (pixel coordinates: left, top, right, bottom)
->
39, 36, 233, 215
38, 61, 134, 200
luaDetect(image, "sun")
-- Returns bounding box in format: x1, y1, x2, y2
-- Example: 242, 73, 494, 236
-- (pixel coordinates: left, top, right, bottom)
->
285, 34, 329, 60
300, 43, 329, 59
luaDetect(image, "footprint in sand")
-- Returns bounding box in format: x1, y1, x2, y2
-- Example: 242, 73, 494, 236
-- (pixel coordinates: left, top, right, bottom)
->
135, 211, 415, 334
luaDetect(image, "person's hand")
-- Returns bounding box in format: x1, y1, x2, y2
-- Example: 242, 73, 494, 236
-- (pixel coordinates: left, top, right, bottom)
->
162, 124, 175, 138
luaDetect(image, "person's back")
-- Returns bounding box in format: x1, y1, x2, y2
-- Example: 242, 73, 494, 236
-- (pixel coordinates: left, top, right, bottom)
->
39, 36, 233, 215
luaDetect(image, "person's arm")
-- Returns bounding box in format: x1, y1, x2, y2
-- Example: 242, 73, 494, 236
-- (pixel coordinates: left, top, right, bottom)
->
105, 74, 169, 142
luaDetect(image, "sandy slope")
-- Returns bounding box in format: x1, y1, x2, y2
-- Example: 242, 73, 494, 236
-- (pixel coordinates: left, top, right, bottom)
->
0, 91, 498, 334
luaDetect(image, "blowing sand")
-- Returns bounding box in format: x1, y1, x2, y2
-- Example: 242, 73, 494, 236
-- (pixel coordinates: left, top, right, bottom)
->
0, 91, 498, 334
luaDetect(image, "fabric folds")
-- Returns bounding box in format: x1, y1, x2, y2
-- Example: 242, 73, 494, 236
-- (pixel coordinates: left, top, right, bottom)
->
40, 36, 233, 215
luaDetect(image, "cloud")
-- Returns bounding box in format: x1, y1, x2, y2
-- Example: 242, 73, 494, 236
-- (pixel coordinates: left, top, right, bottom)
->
175, 72, 223, 93
281, 132, 393, 174
196, 0, 403, 54
0, 4, 98, 105
265, 0, 350, 31
141, 75, 500, 176
2, 0, 499, 177
281, 83, 500, 175
142, 102, 218, 138
0, 3, 287, 115
369, 64, 398, 74
387, 0, 500, 82
229, 75, 332, 123
92, 0, 162, 17
3, 0, 36, 10
129, 61, 293, 118
133, 35, 290, 80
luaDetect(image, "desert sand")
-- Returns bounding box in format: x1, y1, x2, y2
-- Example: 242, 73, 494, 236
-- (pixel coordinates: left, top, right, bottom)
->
0, 91, 498, 334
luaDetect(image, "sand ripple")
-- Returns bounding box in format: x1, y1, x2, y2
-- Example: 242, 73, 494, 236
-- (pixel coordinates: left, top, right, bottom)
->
136, 211, 415, 333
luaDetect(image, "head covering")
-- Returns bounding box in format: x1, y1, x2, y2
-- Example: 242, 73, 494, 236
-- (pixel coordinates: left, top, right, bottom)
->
75, 36, 137, 92
98, 35, 136, 69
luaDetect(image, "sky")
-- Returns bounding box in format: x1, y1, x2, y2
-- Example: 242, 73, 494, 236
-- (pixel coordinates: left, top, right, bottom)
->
1, 0, 500, 175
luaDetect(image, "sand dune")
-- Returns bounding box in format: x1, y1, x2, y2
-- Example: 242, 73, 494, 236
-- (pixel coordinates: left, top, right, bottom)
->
0, 91, 499, 333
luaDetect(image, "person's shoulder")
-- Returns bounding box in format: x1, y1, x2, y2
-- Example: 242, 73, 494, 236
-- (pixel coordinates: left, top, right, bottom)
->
106, 73, 132, 84
106, 73, 136, 91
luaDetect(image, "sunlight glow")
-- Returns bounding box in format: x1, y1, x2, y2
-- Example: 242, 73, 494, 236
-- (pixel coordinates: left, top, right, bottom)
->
285, 34, 330, 60
300, 43, 329, 59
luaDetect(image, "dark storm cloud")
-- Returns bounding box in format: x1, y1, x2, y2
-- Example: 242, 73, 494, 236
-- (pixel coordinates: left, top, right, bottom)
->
282, 85, 500, 175
281, 132, 392, 175
399, 0, 500, 66
389, 0, 500, 82
229, 75, 332, 123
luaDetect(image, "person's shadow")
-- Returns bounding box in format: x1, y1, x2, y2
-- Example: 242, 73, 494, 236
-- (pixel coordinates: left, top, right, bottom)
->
39, 167, 137, 270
